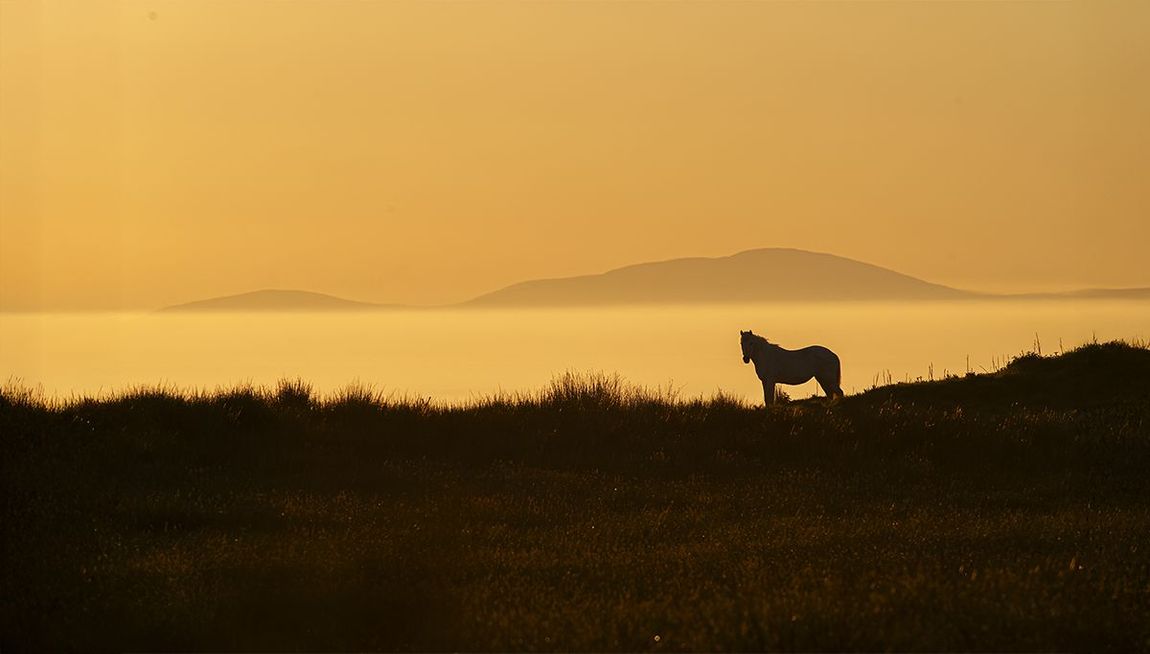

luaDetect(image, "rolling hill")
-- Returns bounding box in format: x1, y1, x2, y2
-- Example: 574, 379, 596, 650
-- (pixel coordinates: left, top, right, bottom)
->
160, 289, 392, 312
466, 248, 972, 306
157, 249, 1147, 311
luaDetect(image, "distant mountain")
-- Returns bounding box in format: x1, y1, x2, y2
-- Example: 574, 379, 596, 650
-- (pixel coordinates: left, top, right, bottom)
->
465, 248, 973, 307
1026, 288, 1150, 301
160, 289, 393, 312
155, 252, 1149, 312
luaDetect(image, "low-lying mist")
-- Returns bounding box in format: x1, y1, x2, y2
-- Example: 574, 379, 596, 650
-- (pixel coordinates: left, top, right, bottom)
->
2, 301, 1147, 402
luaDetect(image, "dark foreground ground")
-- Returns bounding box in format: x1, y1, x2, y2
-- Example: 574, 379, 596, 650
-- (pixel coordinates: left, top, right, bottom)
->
3, 342, 1150, 652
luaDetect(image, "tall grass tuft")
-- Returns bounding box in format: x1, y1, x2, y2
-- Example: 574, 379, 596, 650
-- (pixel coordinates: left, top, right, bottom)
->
274, 377, 314, 410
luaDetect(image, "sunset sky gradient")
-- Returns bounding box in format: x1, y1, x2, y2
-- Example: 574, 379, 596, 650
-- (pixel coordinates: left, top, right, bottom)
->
2, 0, 1148, 310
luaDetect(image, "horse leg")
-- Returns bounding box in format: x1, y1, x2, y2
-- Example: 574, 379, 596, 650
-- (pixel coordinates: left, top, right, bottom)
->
761, 379, 775, 407
815, 377, 835, 400
816, 375, 844, 401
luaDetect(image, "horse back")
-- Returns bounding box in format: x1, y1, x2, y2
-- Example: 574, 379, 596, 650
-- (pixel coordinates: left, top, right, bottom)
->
799, 344, 840, 364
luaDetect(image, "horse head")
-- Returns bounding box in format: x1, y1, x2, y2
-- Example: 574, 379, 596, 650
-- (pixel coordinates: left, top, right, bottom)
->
740, 330, 755, 364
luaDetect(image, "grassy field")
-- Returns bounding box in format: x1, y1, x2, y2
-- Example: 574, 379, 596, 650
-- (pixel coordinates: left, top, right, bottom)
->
3, 341, 1150, 651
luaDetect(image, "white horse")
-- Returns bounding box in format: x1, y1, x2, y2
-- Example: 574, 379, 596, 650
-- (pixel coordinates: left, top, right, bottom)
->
740, 330, 843, 405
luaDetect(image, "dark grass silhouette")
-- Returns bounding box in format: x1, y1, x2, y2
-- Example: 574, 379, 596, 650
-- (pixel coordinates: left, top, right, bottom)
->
3, 342, 1150, 651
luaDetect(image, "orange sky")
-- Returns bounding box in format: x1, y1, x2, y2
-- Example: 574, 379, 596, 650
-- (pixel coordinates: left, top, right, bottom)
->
1, 0, 1148, 310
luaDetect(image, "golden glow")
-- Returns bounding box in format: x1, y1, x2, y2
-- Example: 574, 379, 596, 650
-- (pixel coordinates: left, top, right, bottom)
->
2, 1, 1149, 310
4, 302, 1148, 402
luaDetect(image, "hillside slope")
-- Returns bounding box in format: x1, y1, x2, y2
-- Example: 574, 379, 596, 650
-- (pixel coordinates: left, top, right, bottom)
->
853, 341, 1150, 409
467, 248, 971, 306
160, 289, 393, 312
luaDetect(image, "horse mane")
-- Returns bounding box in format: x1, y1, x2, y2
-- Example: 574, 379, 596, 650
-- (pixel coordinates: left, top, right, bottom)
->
744, 332, 771, 347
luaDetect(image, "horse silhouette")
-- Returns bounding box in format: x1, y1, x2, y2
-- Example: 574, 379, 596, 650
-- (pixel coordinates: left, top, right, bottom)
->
740, 330, 843, 405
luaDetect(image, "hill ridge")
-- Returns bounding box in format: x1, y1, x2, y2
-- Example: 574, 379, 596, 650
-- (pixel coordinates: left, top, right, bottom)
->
466, 247, 970, 307
156, 249, 1149, 311
160, 289, 393, 312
